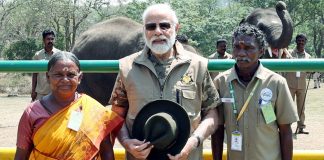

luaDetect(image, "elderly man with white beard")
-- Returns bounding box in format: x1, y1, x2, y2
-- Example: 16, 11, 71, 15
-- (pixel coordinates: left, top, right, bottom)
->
109, 3, 220, 160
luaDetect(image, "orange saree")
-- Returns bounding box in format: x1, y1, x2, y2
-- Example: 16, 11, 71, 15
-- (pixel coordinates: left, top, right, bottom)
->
29, 94, 123, 160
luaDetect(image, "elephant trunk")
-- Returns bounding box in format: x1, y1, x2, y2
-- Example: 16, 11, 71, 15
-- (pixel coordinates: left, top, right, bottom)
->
269, 1, 293, 49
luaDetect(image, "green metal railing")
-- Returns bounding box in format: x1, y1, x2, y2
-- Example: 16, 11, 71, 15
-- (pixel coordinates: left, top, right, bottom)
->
0, 59, 324, 160
208, 59, 324, 72
0, 60, 119, 73
0, 59, 324, 73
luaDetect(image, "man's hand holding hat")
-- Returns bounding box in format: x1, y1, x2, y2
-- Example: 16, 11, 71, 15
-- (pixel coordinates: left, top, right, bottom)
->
167, 136, 199, 160
168, 107, 218, 160
121, 138, 153, 160
132, 100, 191, 160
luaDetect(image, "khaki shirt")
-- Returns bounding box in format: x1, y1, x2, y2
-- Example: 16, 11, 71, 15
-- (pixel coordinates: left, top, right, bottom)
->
32, 47, 60, 94
208, 51, 233, 79
110, 42, 220, 160
214, 63, 298, 160
284, 48, 311, 90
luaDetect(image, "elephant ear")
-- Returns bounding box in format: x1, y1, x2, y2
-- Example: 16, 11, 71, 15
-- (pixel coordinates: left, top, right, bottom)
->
72, 17, 144, 105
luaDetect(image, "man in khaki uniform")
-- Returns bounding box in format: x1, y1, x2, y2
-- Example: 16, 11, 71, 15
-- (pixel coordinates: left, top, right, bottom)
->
109, 4, 220, 160
313, 72, 321, 89
212, 24, 298, 160
208, 39, 233, 79
31, 29, 61, 101
284, 34, 311, 134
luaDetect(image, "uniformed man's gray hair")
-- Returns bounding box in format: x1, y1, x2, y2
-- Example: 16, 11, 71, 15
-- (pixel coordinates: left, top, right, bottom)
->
142, 3, 178, 24
233, 24, 266, 50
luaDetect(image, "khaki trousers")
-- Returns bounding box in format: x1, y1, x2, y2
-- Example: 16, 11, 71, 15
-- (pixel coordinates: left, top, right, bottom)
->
289, 88, 306, 128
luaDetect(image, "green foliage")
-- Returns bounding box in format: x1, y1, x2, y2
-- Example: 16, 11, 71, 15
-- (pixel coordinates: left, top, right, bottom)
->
287, 0, 323, 58
0, 44, 4, 57
114, 0, 255, 56
171, 0, 252, 56
122, 1, 149, 22
55, 31, 65, 51
3, 38, 37, 60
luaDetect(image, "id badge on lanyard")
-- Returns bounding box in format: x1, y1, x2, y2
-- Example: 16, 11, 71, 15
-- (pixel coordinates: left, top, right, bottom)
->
296, 54, 301, 77
296, 71, 301, 77
231, 130, 242, 151
229, 82, 242, 151
229, 80, 260, 152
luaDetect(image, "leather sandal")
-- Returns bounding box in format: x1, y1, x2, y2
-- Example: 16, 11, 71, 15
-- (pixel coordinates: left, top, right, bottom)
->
297, 128, 309, 134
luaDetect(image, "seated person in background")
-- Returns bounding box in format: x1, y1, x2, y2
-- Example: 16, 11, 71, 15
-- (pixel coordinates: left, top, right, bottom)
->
15, 51, 123, 160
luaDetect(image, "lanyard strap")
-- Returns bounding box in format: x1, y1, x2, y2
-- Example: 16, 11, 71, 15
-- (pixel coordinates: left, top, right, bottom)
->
229, 79, 260, 122
229, 82, 237, 115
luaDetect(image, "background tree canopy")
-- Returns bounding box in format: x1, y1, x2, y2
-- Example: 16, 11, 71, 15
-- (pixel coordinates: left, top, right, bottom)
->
0, 0, 322, 59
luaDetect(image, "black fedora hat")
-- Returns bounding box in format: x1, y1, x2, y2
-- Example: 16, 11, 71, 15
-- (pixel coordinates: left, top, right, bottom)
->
132, 100, 190, 160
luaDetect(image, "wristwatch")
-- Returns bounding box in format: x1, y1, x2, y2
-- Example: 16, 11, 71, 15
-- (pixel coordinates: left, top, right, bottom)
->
192, 135, 201, 148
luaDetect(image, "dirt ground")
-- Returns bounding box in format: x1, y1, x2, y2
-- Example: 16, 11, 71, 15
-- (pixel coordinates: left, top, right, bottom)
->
1, 81, 324, 150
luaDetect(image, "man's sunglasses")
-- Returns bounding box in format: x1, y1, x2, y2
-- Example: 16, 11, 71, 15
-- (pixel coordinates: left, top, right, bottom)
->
145, 22, 172, 31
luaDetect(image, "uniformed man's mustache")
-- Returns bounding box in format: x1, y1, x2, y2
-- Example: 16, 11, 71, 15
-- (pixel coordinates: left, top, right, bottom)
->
235, 57, 251, 62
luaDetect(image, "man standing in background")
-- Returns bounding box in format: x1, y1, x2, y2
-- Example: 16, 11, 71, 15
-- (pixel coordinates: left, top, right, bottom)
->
208, 39, 232, 79
284, 34, 311, 134
313, 72, 321, 89
31, 29, 61, 101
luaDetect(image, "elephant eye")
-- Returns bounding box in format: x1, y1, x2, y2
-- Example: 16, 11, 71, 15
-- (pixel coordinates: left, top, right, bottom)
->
233, 44, 239, 49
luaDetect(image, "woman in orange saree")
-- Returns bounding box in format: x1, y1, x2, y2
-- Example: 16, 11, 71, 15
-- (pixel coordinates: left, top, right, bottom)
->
15, 51, 123, 160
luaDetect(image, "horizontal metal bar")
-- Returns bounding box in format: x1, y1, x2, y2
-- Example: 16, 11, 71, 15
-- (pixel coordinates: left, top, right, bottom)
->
0, 60, 119, 73
0, 59, 323, 73
208, 59, 324, 72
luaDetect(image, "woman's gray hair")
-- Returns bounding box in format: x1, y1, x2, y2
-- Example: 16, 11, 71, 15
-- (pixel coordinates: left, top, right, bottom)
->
142, 3, 178, 24
47, 51, 80, 71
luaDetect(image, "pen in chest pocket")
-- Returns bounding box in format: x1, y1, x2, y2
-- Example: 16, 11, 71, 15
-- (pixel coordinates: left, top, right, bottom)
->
176, 89, 182, 105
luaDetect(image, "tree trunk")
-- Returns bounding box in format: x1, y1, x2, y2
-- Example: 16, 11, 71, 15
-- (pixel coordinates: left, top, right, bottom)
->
64, 14, 71, 51
315, 29, 323, 58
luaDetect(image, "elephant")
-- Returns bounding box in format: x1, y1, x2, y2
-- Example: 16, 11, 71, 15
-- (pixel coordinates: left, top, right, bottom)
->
72, 17, 197, 105
240, 1, 293, 58
72, 17, 145, 105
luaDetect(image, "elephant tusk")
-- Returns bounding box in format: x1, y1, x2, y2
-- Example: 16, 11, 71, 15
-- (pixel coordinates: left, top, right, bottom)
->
268, 47, 273, 57
278, 49, 283, 59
